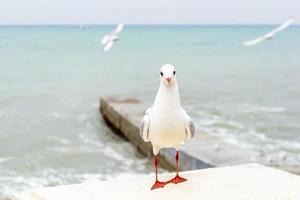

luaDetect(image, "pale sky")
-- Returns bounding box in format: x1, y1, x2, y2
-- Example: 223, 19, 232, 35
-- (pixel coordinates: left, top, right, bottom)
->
0, 0, 299, 25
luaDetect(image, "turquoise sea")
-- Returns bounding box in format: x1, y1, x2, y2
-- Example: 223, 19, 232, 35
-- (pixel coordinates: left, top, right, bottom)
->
0, 25, 299, 198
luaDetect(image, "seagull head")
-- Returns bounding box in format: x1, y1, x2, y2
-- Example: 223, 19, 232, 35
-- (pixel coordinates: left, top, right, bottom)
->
160, 64, 176, 86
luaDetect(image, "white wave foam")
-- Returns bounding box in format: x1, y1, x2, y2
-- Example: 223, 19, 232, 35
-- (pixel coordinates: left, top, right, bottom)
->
248, 130, 267, 141
0, 157, 11, 163
47, 136, 70, 145
102, 146, 126, 162
78, 133, 102, 148
50, 146, 100, 154
77, 114, 88, 122
0, 112, 7, 119
240, 104, 286, 114
195, 110, 245, 130
198, 118, 218, 126
194, 106, 300, 165
48, 112, 62, 118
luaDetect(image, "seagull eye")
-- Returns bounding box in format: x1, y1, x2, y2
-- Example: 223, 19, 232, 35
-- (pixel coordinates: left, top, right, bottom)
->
173, 71, 176, 75
160, 72, 163, 76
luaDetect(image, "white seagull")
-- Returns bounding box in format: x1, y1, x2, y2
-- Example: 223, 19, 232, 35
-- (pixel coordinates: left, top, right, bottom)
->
243, 17, 295, 46
101, 23, 124, 52
139, 64, 195, 190
80, 24, 89, 30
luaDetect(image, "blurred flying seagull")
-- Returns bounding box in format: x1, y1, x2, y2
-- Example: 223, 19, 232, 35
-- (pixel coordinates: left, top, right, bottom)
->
243, 17, 295, 46
139, 64, 195, 190
80, 24, 89, 30
101, 23, 124, 52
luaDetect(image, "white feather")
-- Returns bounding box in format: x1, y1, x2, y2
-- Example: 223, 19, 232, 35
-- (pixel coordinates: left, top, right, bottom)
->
104, 41, 114, 52
243, 36, 266, 46
100, 23, 124, 51
113, 23, 124, 35
243, 17, 295, 46
269, 17, 295, 35
139, 64, 195, 155
101, 35, 109, 44
139, 108, 152, 142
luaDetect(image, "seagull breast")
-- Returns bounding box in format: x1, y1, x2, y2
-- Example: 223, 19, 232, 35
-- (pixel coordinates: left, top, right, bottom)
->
149, 107, 187, 148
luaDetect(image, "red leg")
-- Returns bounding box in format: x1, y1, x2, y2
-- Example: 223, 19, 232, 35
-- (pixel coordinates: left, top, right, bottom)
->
168, 151, 187, 184
151, 156, 167, 190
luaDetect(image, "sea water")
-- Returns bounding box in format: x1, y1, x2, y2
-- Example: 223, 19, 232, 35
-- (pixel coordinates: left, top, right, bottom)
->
0, 25, 299, 198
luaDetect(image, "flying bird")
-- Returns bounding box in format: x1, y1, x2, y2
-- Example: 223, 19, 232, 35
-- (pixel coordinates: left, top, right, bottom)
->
139, 64, 195, 190
101, 23, 124, 52
243, 17, 295, 46
80, 24, 89, 30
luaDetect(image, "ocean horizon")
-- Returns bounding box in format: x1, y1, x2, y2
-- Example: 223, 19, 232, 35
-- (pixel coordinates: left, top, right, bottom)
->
0, 23, 300, 26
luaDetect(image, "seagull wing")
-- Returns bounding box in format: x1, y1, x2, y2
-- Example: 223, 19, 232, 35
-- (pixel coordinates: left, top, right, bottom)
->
139, 107, 152, 142
243, 17, 295, 47
104, 40, 114, 52
101, 35, 110, 44
182, 108, 195, 139
243, 35, 266, 46
113, 23, 124, 35
269, 17, 295, 35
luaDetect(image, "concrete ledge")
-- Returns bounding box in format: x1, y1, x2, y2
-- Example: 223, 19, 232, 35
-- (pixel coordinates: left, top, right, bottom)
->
11, 164, 300, 200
